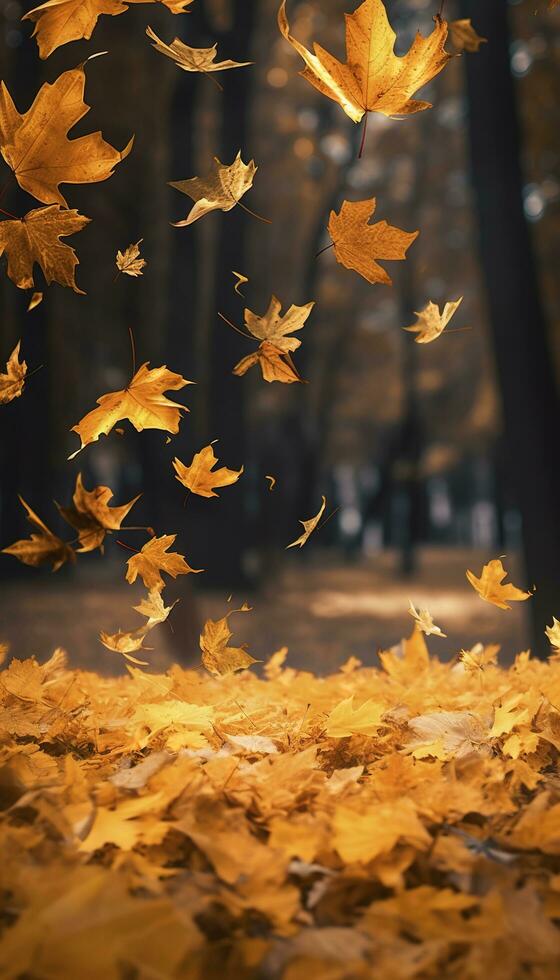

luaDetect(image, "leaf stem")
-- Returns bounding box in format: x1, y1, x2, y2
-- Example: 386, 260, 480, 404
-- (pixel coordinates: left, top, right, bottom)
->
217, 311, 255, 341
128, 326, 137, 378
236, 199, 272, 224
315, 242, 334, 259
0, 205, 19, 220
116, 539, 139, 554
358, 110, 369, 159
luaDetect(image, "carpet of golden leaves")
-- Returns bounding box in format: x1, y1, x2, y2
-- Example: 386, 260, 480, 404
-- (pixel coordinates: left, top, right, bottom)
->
2, 631, 560, 978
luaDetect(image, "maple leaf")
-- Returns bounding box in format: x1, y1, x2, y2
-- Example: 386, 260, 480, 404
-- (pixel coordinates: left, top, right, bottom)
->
169, 152, 257, 226
545, 618, 560, 654
278, 0, 451, 124
100, 589, 178, 664
458, 643, 499, 673
146, 25, 252, 80
0, 62, 133, 207
116, 239, 146, 277
58, 473, 140, 553
173, 443, 243, 498
449, 19, 487, 53
408, 710, 491, 759
325, 696, 384, 737
231, 295, 313, 383
125, 534, 202, 592
0, 206, 90, 293
200, 603, 258, 676
2, 496, 75, 571
328, 199, 418, 284
408, 601, 446, 638
0, 342, 26, 405
466, 558, 532, 610
287, 496, 326, 549
24, 0, 194, 59
69, 362, 192, 457
404, 297, 463, 344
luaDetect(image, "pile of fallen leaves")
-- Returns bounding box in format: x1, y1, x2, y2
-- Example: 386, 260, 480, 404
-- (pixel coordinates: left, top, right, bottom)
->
2, 632, 560, 978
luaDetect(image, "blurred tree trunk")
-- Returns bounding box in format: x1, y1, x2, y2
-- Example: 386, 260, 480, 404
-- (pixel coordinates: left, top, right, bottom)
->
461, 0, 560, 657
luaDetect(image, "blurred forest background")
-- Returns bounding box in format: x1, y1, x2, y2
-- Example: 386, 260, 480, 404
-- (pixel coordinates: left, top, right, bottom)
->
0, 0, 559, 668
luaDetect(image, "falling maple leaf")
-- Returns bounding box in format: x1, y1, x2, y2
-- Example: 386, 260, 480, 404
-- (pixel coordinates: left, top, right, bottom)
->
404, 297, 463, 344
231, 295, 313, 383
58, 473, 140, 553
545, 618, 560, 654
458, 643, 499, 673
2, 497, 75, 571
278, 0, 451, 124
24, 0, 195, 59
0, 61, 133, 207
0, 342, 27, 405
125, 534, 201, 591
232, 270, 248, 296
449, 19, 487, 53
69, 362, 192, 458
0, 206, 90, 293
173, 443, 243, 498
100, 589, 178, 664
200, 603, 258, 676
146, 25, 252, 82
466, 558, 532, 610
116, 239, 146, 277
328, 199, 418, 284
169, 152, 257, 226
287, 496, 326, 549
408, 602, 446, 638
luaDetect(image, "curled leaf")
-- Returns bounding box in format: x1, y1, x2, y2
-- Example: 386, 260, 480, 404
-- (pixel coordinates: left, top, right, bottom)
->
58, 473, 140, 553
404, 297, 463, 344
116, 239, 146, 277
466, 558, 532, 610
287, 496, 326, 549
2, 497, 75, 572
200, 603, 258, 676
0, 342, 27, 405
169, 152, 256, 226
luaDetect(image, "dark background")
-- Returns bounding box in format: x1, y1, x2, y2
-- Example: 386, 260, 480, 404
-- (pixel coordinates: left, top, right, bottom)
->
0, 0, 559, 668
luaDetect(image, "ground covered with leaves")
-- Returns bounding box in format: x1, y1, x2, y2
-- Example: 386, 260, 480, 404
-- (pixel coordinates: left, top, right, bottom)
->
2, 632, 560, 978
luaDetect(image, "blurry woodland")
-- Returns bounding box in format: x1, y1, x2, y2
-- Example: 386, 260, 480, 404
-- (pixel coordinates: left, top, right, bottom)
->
0, 0, 559, 668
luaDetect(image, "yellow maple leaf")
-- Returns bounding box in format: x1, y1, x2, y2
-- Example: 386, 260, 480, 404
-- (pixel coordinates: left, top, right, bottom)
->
325, 696, 384, 738
24, 0, 194, 59
146, 25, 252, 81
233, 340, 302, 384
0, 206, 90, 292
0, 657, 44, 702
100, 589, 178, 664
0, 61, 133, 207
404, 297, 463, 344
2, 496, 75, 572
546, 617, 560, 654
278, 0, 451, 124
69, 362, 192, 457
125, 534, 202, 592
58, 473, 140, 553
0, 342, 26, 405
328, 198, 418, 284
449, 19, 487, 53
458, 643, 499, 673
116, 239, 146, 277
408, 601, 446, 638
200, 603, 258, 676
408, 710, 491, 760
287, 496, 326, 549
169, 152, 257, 226
333, 798, 431, 863
466, 558, 532, 610
231, 295, 313, 384
173, 443, 243, 498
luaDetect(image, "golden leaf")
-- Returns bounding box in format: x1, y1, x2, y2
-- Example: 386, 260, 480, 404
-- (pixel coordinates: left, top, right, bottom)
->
231, 295, 313, 383
325, 696, 384, 738
408, 601, 446, 638
278, 0, 451, 124
0, 342, 26, 405
232, 270, 248, 295
466, 558, 532, 610
200, 603, 258, 676
408, 710, 490, 760
265, 475, 276, 491
0, 62, 133, 207
458, 643, 499, 673
125, 534, 202, 592
116, 239, 146, 277
328, 198, 418, 284
546, 617, 560, 654
27, 291, 43, 311
69, 362, 192, 457
58, 473, 140, 553
449, 19, 487, 53
100, 589, 178, 664
404, 297, 463, 344
173, 443, 243, 498
24, 0, 195, 59
146, 25, 252, 77
169, 152, 256, 226
287, 495, 326, 549
0, 206, 90, 292
2, 496, 75, 572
